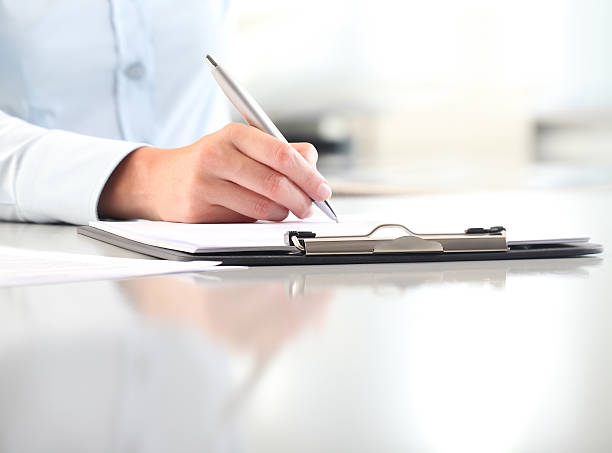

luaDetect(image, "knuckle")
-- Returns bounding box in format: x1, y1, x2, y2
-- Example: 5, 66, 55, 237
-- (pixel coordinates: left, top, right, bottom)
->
304, 167, 322, 192
199, 145, 229, 174
201, 148, 222, 172
305, 143, 318, 163
270, 208, 290, 222
223, 122, 247, 142
252, 198, 273, 219
272, 141, 294, 168
221, 123, 234, 138
232, 156, 247, 175
263, 172, 287, 196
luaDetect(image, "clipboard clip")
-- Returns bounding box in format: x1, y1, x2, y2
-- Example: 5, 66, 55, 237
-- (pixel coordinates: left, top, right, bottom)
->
284, 224, 508, 256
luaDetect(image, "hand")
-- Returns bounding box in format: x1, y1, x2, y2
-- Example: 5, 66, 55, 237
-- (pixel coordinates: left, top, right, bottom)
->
98, 123, 332, 222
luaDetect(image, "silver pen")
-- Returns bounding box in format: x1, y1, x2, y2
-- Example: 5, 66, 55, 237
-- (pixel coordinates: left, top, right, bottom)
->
205, 54, 338, 223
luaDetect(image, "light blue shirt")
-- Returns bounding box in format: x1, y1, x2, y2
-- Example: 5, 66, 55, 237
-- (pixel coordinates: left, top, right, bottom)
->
0, 0, 230, 224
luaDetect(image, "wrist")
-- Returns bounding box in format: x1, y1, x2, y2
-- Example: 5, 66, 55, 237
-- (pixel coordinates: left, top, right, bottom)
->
98, 146, 162, 220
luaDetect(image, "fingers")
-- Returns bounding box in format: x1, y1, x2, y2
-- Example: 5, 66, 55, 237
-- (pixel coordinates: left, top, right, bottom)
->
215, 149, 314, 219
291, 142, 318, 167
208, 179, 290, 222
225, 124, 331, 202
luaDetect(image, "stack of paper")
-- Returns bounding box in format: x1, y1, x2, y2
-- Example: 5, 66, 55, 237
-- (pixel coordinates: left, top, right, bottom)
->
87, 220, 590, 254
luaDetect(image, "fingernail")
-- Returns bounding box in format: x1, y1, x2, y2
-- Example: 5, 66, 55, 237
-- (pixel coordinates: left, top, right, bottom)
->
316, 182, 332, 201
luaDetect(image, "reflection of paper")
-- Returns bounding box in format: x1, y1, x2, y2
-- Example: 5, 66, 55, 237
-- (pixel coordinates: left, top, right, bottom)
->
89, 220, 380, 253
0, 246, 241, 287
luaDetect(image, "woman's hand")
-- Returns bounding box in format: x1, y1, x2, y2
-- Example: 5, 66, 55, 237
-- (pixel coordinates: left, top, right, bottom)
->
98, 123, 332, 223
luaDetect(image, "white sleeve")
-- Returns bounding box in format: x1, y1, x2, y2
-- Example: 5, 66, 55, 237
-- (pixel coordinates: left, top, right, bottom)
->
0, 110, 146, 225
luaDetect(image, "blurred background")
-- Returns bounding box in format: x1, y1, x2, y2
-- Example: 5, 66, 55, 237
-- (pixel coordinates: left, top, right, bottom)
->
225, 0, 612, 194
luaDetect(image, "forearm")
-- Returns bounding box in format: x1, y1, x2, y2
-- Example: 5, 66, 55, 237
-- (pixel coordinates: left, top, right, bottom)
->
0, 110, 144, 224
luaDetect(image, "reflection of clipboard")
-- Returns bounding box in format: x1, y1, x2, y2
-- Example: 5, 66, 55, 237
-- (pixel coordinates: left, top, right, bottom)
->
78, 223, 602, 266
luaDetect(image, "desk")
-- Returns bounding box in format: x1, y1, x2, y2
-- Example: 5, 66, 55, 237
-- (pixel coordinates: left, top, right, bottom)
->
1, 190, 611, 452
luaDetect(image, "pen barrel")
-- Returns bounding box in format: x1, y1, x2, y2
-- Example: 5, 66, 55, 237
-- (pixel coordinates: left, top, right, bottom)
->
212, 66, 287, 143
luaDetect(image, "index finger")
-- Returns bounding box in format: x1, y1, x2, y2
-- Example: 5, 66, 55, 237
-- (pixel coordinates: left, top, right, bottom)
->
225, 123, 332, 202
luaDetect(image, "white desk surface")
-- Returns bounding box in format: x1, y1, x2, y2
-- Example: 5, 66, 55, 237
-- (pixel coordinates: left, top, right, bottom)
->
1, 189, 610, 452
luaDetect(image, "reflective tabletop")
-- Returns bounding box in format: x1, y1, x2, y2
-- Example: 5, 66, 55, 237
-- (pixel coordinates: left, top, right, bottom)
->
1, 190, 610, 452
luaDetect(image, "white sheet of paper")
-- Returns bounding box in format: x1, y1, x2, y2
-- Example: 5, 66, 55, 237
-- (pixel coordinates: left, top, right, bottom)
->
89, 220, 381, 253
0, 245, 242, 287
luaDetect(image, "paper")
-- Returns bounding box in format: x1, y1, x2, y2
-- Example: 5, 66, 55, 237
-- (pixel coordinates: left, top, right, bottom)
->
0, 245, 242, 287
89, 220, 381, 253
88, 220, 591, 255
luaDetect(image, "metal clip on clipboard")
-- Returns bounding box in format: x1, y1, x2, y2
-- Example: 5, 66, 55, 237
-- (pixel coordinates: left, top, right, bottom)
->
284, 224, 508, 256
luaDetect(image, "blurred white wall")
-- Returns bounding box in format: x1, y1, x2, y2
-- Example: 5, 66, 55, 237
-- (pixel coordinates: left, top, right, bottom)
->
228, 0, 611, 189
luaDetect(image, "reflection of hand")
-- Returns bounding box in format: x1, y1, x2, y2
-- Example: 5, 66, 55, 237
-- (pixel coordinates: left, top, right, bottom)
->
125, 277, 333, 356
99, 123, 332, 222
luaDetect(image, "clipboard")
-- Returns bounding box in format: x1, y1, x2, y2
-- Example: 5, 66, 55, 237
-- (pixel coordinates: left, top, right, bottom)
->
77, 224, 603, 266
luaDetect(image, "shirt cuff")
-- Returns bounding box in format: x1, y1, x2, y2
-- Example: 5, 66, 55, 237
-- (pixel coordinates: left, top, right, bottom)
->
15, 129, 146, 225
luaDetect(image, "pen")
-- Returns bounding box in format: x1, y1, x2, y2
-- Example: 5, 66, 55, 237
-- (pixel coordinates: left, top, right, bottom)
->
205, 54, 338, 223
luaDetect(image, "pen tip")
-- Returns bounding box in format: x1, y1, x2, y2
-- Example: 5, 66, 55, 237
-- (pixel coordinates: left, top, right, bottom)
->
205, 54, 217, 68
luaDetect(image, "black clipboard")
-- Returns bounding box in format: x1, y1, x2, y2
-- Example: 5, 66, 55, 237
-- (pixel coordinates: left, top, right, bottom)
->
77, 224, 603, 266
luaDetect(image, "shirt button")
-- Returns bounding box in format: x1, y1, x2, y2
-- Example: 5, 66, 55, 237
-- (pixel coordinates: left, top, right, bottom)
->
124, 62, 146, 80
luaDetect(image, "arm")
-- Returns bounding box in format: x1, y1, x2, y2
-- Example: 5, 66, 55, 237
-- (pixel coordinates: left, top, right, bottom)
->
1, 111, 331, 224
0, 110, 144, 224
